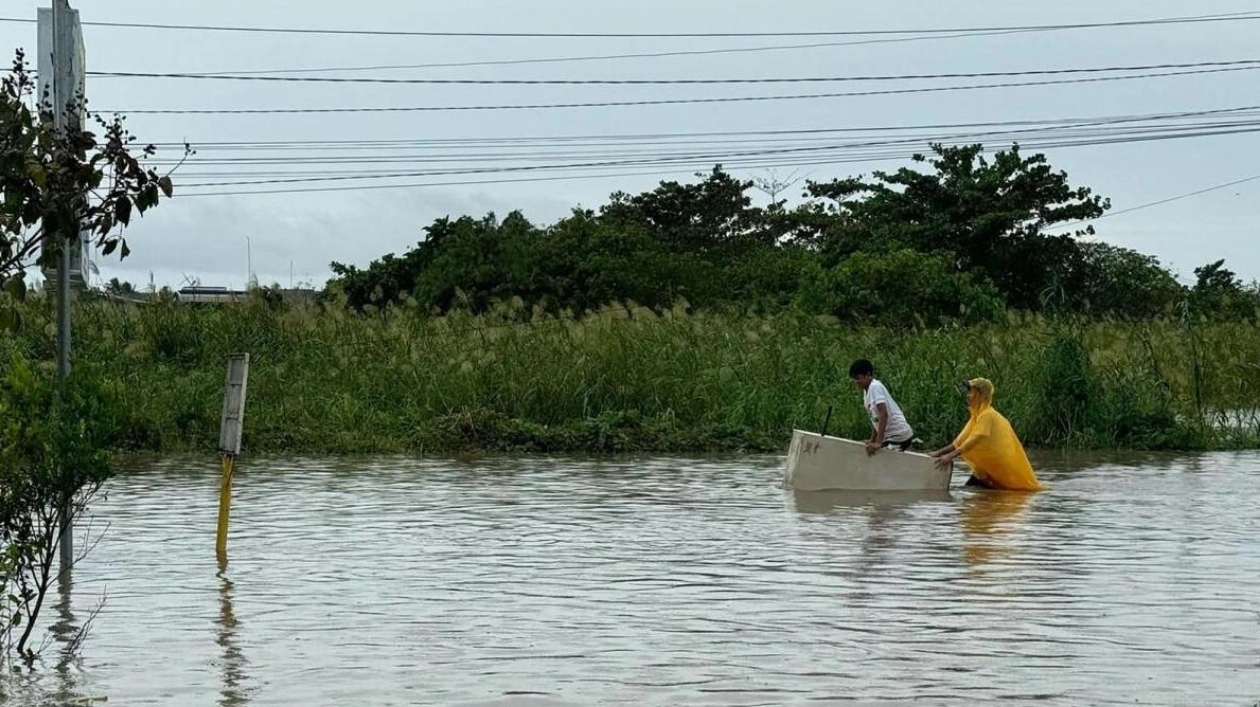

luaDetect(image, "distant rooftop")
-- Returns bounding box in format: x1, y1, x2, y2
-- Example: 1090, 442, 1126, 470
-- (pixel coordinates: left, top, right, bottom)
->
179, 286, 244, 295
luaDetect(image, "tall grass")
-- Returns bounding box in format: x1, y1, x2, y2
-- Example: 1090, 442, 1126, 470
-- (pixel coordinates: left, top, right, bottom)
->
2, 297, 1257, 454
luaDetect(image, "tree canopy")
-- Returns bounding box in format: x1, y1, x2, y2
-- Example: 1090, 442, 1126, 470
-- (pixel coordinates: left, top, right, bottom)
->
326, 143, 1256, 325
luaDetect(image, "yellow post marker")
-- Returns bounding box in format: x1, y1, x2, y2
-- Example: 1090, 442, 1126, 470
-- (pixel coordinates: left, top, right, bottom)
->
215, 454, 235, 560
216, 354, 250, 563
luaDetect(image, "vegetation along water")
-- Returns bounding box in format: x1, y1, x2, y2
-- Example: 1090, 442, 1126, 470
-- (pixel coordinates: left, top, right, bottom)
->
8, 142, 1258, 458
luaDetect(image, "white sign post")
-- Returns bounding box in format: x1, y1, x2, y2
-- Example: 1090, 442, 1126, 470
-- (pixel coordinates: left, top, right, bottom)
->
216, 354, 250, 562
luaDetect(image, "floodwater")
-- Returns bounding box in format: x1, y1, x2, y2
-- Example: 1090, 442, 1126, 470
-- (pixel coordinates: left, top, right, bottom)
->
4, 451, 1259, 706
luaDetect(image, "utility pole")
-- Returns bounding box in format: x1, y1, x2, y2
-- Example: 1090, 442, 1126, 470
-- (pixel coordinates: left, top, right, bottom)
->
43, 0, 78, 575
55, 0, 75, 576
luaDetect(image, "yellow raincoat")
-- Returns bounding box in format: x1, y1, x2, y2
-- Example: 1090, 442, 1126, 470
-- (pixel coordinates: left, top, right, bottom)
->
953, 378, 1042, 492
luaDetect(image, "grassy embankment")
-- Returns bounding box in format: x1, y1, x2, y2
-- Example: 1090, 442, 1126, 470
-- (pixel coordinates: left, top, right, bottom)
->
2, 297, 1258, 455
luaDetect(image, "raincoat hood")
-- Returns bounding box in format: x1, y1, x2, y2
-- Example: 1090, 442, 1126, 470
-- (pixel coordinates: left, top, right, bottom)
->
964, 377, 995, 416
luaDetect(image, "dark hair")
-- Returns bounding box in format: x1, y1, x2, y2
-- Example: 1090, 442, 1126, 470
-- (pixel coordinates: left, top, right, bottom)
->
848, 359, 874, 378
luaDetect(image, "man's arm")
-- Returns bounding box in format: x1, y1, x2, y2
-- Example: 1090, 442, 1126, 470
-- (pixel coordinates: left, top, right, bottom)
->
933, 432, 989, 468
874, 403, 888, 444
931, 442, 958, 469
952, 433, 984, 456
866, 403, 889, 453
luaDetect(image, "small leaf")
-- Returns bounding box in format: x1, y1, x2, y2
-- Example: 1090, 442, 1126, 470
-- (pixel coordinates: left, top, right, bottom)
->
115, 196, 132, 226
101, 239, 117, 256
158, 175, 173, 198
120, 240, 131, 259
141, 184, 160, 211
3, 276, 27, 302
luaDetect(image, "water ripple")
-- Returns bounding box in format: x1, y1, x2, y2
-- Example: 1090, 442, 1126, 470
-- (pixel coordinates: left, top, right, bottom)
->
5, 451, 1259, 706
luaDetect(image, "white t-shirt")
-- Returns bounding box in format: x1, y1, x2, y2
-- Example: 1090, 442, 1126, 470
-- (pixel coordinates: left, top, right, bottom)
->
864, 379, 914, 443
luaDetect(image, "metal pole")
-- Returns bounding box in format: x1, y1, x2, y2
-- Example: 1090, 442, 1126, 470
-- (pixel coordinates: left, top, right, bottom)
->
216, 354, 250, 563
51, 0, 75, 576
215, 455, 235, 563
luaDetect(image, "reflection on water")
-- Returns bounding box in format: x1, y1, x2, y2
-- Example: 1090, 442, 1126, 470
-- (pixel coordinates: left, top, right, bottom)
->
4, 452, 1259, 706
959, 490, 1033, 575
50, 573, 80, 704
789, 488, 952, 515
216, 558, 251, 707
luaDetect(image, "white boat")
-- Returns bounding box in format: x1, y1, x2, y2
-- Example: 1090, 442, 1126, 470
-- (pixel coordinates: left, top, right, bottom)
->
783, 429, 952, 492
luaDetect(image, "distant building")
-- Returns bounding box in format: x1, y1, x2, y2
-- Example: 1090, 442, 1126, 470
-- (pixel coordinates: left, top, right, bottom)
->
171, 285, 318, 305
176, 286, 246, 304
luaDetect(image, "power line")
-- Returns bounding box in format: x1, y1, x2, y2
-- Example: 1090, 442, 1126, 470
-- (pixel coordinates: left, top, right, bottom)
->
174, 144, 948, 187
171, 128, 1260, 179
126, 107, 1260, 188
168, 130, 1260, 199
103, 65, 1260, 115
170, 118, 1260, 190
3, 11, 1258, 38
142, 31, 1047, 76
94, 103, 1260, 195
85, 58, 1260, 85
180, 131, 1258, 197
138, 105, 1260, 149
152, 115, 1260, 168
171, 167, 817, 198
94, 12, 1260, 76
162, 128, 1260, 175
1048, 173, 1260, 231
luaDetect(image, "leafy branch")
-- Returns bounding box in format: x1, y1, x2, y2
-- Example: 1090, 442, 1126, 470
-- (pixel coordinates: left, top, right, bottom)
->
0, 48, 192, 284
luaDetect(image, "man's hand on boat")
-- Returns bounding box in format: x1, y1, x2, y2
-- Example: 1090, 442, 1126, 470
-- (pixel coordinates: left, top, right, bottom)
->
865, 439, 883, 455
929, 445, 958, 471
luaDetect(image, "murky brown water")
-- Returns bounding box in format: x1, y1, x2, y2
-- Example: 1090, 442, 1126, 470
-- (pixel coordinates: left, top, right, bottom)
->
5, 451, 1260, 706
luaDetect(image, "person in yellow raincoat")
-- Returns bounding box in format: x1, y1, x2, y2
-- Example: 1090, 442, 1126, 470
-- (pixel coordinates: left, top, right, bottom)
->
929, 378, 1043, 491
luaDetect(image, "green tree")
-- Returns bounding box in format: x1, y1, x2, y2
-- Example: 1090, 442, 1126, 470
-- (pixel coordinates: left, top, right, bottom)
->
533, 210, 701, 312
103, 277, 137, 295
328, 250, 428, 311
600, 166, 770, 262
792, 176, 869, 259
1070, 242, 1184, 319
806, 143, 1110, 310
798, 248, 1005, 327
412, 212, 540, 314
1189, 259, 1256, 320
323, 148, 1196, 326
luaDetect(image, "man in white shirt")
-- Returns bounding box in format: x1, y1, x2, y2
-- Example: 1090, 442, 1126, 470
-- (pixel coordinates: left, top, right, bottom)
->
848, 359, 915, 455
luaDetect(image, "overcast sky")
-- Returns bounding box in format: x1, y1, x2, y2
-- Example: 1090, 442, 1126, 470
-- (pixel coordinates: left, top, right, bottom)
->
3, 1, 1258, 291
